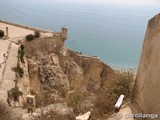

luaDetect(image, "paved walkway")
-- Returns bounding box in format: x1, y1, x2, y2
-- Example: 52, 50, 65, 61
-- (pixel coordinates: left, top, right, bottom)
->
0, 38, 18, 101
0, 39, 11, 84
0, 22, 35, 102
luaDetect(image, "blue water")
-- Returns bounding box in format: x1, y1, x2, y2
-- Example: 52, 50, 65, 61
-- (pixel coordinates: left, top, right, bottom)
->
0, 0, 160, 70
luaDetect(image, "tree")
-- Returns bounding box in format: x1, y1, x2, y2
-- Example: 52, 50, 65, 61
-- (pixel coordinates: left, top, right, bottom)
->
0, 30, 4, 38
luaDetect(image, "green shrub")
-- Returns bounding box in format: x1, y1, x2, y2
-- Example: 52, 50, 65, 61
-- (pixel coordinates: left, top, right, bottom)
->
25, 34, 35, 41
20, 45, 25, 51
18, 45, 25, 63
10, 87, 23, 102
0, 30, 4, 38
18, 49, 24, 63
34, 31, 40, 38
12, 66, 24, 78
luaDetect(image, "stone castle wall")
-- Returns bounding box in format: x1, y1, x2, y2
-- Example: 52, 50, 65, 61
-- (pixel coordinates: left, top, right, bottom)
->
135, 13, 160, 115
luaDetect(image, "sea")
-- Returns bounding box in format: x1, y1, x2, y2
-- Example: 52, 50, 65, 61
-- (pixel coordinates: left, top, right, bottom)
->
0, 0, 160, 70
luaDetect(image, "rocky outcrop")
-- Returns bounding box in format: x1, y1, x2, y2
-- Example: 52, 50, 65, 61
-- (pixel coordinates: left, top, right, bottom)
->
135, 13, 160, 114
24, 33, 114, 104
25, 36, 69, 97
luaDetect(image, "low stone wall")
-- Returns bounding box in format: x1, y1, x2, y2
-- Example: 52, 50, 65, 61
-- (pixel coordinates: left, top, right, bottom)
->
0, 20, 54, 33
67, 49, 99, 60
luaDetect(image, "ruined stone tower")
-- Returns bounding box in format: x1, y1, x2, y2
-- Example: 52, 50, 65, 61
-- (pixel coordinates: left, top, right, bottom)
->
61, 26, 67, 41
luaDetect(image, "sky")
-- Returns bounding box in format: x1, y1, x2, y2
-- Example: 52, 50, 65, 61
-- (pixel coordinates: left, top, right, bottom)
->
54, 0, 160, 6
11, 0, 160, 7
99, 0, 160, 5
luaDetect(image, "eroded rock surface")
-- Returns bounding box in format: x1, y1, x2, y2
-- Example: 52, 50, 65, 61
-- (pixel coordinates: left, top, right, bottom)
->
24, 35, 114, 105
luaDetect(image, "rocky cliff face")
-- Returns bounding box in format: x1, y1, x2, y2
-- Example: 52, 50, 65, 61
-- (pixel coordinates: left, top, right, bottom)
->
24, 34, 114, 104
135, 13, 160, 114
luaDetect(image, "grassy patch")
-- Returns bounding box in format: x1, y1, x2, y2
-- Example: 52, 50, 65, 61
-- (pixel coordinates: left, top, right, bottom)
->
94, 70, 135, 116
67, 89, 85, 113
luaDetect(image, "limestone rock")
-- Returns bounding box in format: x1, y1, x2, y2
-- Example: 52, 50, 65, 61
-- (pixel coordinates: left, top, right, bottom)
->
24, 35, 114, 108
76, 111, 91, 120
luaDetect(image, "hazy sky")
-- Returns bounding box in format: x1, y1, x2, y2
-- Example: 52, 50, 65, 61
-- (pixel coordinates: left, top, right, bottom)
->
13, 0, 160, 7
99, 0, 160, 5
54, 0, 160, 6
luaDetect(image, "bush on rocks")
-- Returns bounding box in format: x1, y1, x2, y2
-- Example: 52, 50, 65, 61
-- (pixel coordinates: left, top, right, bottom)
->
0, 30, 4, 38
25, 34, 35, 41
